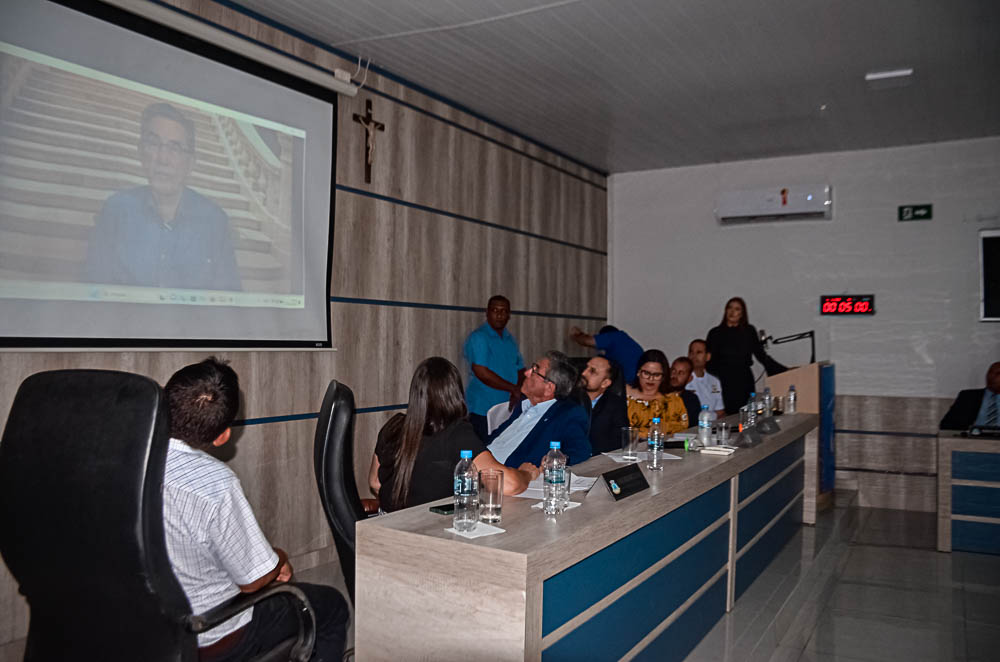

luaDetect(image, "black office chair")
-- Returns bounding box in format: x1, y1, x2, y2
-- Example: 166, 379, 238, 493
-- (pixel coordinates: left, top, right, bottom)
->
313, 379, 371, 603
0, 369, 315, 662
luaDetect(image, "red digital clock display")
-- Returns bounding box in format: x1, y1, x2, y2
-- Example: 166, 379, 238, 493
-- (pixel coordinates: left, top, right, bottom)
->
820, 294, 875, 315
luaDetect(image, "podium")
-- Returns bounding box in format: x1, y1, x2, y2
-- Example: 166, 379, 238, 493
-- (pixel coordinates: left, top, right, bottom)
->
765, 361, 835, 524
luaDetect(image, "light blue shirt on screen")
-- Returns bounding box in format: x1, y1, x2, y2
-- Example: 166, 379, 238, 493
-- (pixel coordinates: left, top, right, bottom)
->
463, 322, 524, 416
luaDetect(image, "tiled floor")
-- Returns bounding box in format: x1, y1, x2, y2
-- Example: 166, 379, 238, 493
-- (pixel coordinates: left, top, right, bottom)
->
684, 500, 1000, 662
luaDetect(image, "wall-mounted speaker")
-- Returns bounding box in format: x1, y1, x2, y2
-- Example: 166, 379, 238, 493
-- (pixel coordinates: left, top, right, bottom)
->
982, 229, 1000, 321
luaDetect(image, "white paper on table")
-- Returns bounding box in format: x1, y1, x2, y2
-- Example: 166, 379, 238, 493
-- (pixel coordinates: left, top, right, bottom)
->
530, 501, 582, 511
603, 451, 682, 463
445, 522, 505, 538
513, 473, 600, 499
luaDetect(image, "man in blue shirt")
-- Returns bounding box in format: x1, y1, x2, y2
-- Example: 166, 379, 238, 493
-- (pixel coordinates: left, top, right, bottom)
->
85, 103, 241, 291
463, 295, 525, 441
569, 324, 644, 383
940, 361, 1000, 430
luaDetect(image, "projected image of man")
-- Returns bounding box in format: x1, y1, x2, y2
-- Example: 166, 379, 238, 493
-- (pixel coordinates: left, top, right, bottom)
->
85, 103, 241, 291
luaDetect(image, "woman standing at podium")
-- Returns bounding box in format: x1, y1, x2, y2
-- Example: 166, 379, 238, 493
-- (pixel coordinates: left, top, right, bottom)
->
706, 297, 787, 415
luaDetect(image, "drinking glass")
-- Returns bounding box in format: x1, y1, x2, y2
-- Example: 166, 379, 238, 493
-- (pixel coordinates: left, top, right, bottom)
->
621, 426, 639, 461
718, 421, 730, 444
478, 469, 503, 524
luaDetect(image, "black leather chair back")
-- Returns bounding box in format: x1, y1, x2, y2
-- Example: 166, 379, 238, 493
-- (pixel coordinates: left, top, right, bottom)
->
0, 370, 194, 662
312, 380, 364, 602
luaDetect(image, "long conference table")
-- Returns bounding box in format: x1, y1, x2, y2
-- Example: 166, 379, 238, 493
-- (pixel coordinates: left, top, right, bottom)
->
355, 413, 818, 661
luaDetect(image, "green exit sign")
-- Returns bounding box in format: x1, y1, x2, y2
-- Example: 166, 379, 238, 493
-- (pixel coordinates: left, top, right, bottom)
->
898, 204, 932, 221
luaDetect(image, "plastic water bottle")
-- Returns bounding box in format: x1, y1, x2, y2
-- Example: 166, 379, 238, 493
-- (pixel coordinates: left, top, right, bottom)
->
542, 442, 568, 515
647, 417, 664, 471
762, 387, 773, 416
744, 393, 758, 428
787, 385, 797, 414
696, 405, 712, 449
453, 450, 479, 531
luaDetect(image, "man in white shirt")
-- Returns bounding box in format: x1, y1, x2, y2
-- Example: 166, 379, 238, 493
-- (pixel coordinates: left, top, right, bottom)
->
687, 339, 726, 419
163, 358, 348, 661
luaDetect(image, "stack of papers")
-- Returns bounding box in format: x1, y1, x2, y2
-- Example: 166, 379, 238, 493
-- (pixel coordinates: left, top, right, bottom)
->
603, 451, 682, 463
514, 473, 599, 500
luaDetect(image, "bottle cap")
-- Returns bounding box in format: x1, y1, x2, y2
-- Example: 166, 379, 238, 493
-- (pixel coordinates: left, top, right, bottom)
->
550, 441, 561, 449
750, 392, 756, 397
790, 384, 796, 389
460, 450, 472, 459
701, 404, 709, 410
652, 417, 661, 423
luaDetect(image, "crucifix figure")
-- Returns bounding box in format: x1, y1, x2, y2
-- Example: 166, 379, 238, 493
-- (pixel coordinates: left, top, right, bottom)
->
352, 99, 385, 183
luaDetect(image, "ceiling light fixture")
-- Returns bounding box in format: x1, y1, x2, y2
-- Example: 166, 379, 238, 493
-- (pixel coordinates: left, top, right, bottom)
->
864, 68, 914, 82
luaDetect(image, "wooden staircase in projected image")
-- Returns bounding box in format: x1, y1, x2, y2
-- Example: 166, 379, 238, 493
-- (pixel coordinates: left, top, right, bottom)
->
0, 62, 291, 292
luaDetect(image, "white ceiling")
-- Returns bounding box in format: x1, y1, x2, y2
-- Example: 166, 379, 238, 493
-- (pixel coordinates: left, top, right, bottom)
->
231, 0, 1000, 174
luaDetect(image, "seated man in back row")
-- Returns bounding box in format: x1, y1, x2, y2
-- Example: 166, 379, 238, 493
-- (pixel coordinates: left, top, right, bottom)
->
163, 358, 348, 661
940, 361, 1000, 430
488, 351, 592, 466
581, 355, 629, 454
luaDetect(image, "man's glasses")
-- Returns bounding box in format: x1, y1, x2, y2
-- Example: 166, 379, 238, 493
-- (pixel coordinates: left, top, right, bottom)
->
530, 363, 554, 384
639, 369, 663, 380
140, 135, 193, 157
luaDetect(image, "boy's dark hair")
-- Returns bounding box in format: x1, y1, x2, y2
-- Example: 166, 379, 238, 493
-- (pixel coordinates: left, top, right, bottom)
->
165, 357, 239, 449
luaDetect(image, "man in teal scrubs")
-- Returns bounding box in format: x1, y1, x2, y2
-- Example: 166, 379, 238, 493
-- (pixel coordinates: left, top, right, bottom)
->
463, 295, 525, 441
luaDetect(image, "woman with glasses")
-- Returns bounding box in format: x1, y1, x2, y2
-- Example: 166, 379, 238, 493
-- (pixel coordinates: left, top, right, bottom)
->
367, 356, 539, 513
625, 349, 690, 435
706, 297, 787, 414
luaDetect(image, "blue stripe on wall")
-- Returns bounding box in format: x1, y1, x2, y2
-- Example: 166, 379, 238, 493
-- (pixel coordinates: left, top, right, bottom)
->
336, 185, 607, 256
737, 467, 804, 550
330, 295, 606, 321
542, 483, 728, 636
542, 526, 728, 662
735, 495, 803, 600
196, 0, 609, 179
952, 519, 1000, 555
632, 573, 728, 662
738, 437, 804, 501
953, 451, 1000, 482
952, 485, 1000, 519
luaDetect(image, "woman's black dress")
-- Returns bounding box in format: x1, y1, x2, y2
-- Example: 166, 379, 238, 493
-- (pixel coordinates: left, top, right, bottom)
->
706, 324, 787, 414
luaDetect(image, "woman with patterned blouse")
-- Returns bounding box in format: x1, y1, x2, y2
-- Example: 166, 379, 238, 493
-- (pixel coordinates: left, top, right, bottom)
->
625, 349, 690, 435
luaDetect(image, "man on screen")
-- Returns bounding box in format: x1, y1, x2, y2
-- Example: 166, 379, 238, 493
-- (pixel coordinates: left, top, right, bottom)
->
85, 102, 242, 291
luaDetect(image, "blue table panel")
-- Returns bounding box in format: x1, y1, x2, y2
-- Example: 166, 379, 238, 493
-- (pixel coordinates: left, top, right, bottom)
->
952, 485, 1000, 519
952, 451, 1000, 482
952, 519, 1000, 555
632, 573, 728, 662
735, 495, 803, 600
542, 482, 729, 636
542, 525, 728, 662
738, 437, 804, 501
737, 466, 804, 550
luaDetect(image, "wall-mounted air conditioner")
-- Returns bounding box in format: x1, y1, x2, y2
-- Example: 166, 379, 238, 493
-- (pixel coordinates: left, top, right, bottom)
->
715, 185, 832, 223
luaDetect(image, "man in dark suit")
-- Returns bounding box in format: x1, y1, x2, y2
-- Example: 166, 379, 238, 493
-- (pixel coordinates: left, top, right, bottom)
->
580, 356, 628, 454
670, 357, 703, 425
940, 361, 1000, 430
488, 351, 592, 466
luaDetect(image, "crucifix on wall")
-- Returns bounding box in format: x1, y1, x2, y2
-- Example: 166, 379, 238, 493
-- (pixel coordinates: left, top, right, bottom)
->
352, 99, 385, 183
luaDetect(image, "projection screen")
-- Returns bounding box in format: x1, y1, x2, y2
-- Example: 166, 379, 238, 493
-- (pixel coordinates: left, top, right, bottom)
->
0, 0, 336, 348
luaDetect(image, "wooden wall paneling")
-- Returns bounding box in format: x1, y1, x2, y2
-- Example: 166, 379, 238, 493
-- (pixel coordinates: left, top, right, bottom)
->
835, 433, 937, 475
338, 92, 606, 251
853, 473, 937, 513
333, 194, 605, 316
835, 395, 954, 433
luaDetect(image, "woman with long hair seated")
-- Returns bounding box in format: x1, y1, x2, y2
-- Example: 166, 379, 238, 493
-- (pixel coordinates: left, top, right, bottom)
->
625, 349, 690, 435
368, 356, 540, 513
